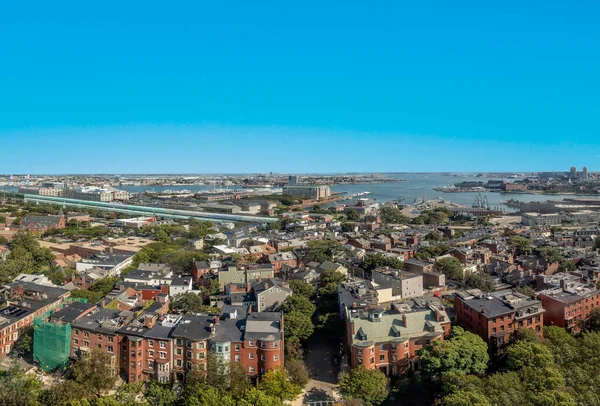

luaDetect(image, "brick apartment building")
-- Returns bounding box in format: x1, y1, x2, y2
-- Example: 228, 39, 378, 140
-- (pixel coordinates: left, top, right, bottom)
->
67, 304, 283, 383
537, 278, 600, 333
0, 280, 70, 357
454, 289, 544, 349
345, 299, 450, 375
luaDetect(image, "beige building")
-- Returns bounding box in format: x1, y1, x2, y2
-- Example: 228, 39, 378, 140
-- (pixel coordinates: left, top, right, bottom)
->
283, 185, 331, 200
371, 268, 423, 302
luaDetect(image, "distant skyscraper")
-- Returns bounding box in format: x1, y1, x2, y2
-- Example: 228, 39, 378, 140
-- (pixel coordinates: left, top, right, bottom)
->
570, 166, 577, 179
288, 175, 298, 186
583, 166, 589, 179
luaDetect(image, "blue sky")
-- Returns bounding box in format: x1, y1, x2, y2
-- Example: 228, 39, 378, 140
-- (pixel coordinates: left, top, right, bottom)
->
1, 1, 599, 174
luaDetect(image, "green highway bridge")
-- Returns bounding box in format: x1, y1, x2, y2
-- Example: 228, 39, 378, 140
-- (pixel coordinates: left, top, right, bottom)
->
16, 194, 279, 224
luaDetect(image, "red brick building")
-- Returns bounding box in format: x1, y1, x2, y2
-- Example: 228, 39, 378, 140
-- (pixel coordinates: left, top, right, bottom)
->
454, 289, 544, 349
345, 301, 450, 375
537, 282, 600, 333
0, 281, 70, 357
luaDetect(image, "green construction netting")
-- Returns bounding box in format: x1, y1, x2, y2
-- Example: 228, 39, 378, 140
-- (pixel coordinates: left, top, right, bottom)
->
33, 318, 72, 372
32, 298, 87, 372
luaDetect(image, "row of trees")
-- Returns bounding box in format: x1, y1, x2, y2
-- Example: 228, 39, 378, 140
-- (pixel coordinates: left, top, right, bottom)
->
0, 232, 56, 284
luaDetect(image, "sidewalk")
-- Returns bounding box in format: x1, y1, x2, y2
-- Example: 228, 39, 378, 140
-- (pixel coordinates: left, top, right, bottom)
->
290, 379, 341, 406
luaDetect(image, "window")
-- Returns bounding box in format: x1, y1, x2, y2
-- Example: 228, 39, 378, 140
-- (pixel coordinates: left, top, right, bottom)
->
249, 353, 255, 360
159, 352, 166, 359
392, 355, 397, 361
198, 342, 205, 349
176, 348, 182, 356
261, 342, 266, 348
248, 340, 255, 346
379, 344, 385, 350
97, 334, 103, 340
261, 354, 266, 361
84, 332, 89, 338
391, 344, 396, 350
492, 327, 497, 333
147, 360, 154, 368
370, 347, 374, 354
148, 350, 154, 357
130, 362, 135, 369
74, 329, 79, 335
187, 362, 192, 370
380, 354, 385, 361
249, 366, 255, 373
159, 341, 166, 349
370, 357, 374, 364
187, 341, 192, 349
273, 342, 279, 349
148, 340, 154, 347
235, 355, 240, 362
97, 344, 102, 349
108, 336, 114, 343
176, 339, 183, 346
404, 342, 409, 348
235, 344, 240, 351
108, 346, 114, 353
176, 360, 182, 367
187, 351, 192, 358
74, 338, 79, 345
274, 355, 279, 361
84, 341, 89, 347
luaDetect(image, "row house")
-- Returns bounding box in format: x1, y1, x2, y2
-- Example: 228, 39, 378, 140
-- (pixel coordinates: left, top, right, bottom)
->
0, 281, 70, 357
263, 252, 298, 275
345, 300, 450, 375
537, 276, 600, 333
454, 289, 544, 350
68, 305, 283, 384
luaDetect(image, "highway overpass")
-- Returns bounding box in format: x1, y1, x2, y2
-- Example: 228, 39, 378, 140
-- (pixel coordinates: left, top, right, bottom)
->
22, 194, 279, 224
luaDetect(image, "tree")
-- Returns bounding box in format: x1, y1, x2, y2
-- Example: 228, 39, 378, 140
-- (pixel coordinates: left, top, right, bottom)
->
516, 285, 535, 298
180, 382, 235, 406
237, 388, 285, 406
259, 368, 302, 401
379, 206, 410, 224
506, 341, 554, 371
71, 349, 118, 396
0, 363, 43, 406
346, 210, 360, 221
419, 327, 489, 377
15, 326, 33, 355
306, 240, 344, 263
318, 312, 343, 334
434, 257, 463, 280
589, 308, 600, 332
172, 292, 218, 314
280, 295, 315, 318
288, 280, 315, 298
285, 359, 309, 388
363, 253, 404, 271
341, 223, 355, 233
284, 311, 314, 342
415, 244, 450, 261
509, 236, 532, 255
338, 366, 388, 406
145, 381, 177, 406
462, 273, 494, 292
40, 379, 90, 405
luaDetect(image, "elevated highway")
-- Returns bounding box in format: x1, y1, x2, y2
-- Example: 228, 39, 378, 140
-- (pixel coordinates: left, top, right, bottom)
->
22, 194, 278, 223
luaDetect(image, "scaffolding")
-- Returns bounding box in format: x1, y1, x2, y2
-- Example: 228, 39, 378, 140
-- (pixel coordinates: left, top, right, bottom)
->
33, 297, 88, 372
33, 318, 71, 372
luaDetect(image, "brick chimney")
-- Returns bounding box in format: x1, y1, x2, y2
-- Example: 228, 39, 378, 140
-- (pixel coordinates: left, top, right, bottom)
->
144, 314, 157, 329
560, 278, 567, 290
213, 316, 220, 326
264, 282, 269, 290
402, 314, 407, 327
281, 281, 286, 288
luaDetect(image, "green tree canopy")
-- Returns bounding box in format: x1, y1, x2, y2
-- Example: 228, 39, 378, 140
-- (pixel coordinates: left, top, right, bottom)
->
434, 257, 464, 280
378, 206, 410, 224
284, 311, 314, 342
288, 280, 315, 298
259, 368, 302, 401
279, 295, 316, 318
306, 240, 344, 263
363, 253, 405, 271
338, 366, 388, 406
420, 327, 489, 378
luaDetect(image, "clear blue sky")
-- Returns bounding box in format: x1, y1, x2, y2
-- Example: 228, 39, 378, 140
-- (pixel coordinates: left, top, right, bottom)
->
1, 1, 599, 174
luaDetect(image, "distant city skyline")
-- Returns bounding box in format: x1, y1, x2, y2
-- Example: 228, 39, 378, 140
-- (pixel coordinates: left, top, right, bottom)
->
1, 2, 599, 173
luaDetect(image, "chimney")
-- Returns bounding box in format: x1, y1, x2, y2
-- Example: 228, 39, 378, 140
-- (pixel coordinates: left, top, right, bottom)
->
402, 314, 407, 327
144, 314, 157, 329
210, 323, 215, 335
213, 316, 220, 326
560, 278, 567, 290
281, 281, 286, 288
246, 283, 251, 292
264, 283, 269, 290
